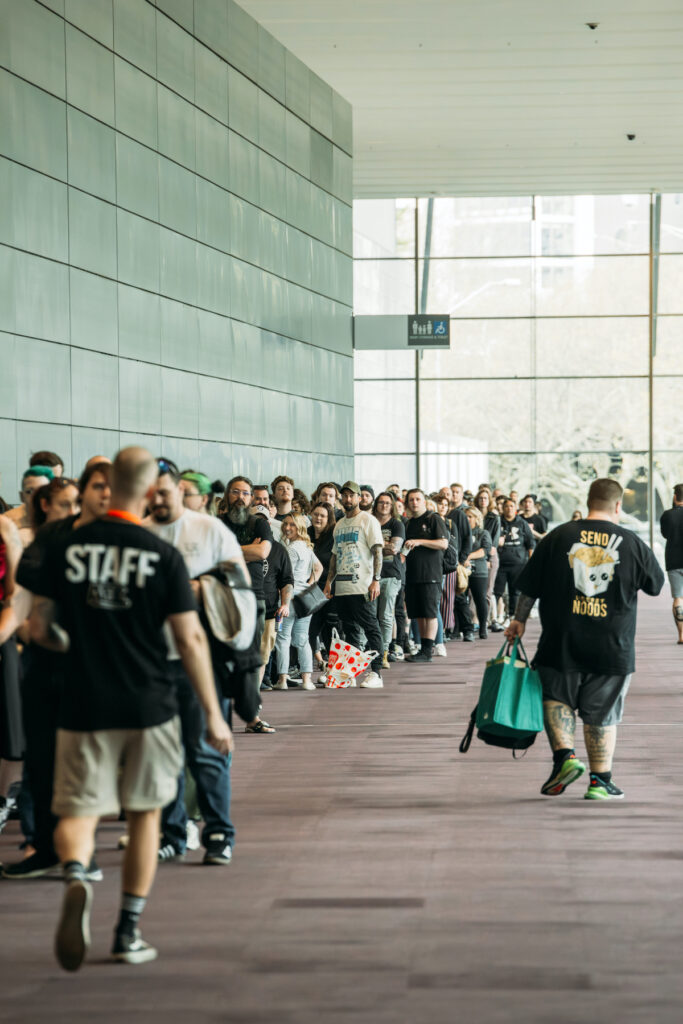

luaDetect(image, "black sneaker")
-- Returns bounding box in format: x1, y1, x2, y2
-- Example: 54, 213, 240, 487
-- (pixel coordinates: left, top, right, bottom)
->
85, 857, 103, 882
1, 852, 60, 879
490, 622, 504, 633
111, 928, 158, 964
541, 753, 586, 795
203, 833, 232, 865
260, 681, 273, 691
584, 773, 625, 801
406, 650, 433, 664
55, 880, 92, 972
158, 843, 184, 863
463, 632, 476, 643
479, 627, 488, 639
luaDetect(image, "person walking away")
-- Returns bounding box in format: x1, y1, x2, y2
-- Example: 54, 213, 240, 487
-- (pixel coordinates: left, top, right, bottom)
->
29, 447, 233, 969
506, 478, 663, 801
660, 483, 683, 644
323, 482, 384, 688
403, 489, 449, 664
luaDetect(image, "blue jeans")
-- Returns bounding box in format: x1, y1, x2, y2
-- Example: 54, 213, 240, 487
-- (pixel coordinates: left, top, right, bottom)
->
275, 610, 313, 674
161, 663, 234, 853
377, 577, 401, 652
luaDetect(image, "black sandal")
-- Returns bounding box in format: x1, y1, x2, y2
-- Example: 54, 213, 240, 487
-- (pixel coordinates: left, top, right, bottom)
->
245, 720, 276, 734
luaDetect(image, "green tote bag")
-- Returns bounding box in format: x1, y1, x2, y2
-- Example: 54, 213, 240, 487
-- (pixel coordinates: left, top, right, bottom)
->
459, 638, 544, 755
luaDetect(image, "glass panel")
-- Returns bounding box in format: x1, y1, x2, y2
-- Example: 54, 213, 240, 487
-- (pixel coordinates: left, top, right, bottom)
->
419, 452, 525, 497
536, 452, 650, 539
660, 194, 683, 253
354, 454, 417, 493
535, 195, 649, 255
353, 349, 415, 379
353, 260, 415, 315
421, 319, 532, 379
657, 255, 683, 313
536, 378, 649, 451
353, 199, 415, 259
536, 317, 648, 377
535, 256, 647, 316
419, 259, 532, 317
354, 380, 415, 454
654, 316, 683, 375
654, 378, 683, 449
653, 452, 683, 562
418, 197, 532, 257
419, 379, 532, 452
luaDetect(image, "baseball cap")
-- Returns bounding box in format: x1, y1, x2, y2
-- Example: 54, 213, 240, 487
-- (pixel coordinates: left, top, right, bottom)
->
340, 480, 361, 495
250, 504, 270, 518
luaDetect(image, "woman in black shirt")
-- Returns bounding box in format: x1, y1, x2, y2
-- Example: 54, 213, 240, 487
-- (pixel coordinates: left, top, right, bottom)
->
307, 502, 337, 680
475, 488, 500, 630
464, 506, 493, 639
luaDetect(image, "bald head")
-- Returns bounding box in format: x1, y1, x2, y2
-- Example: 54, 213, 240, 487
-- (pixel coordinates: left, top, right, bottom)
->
85, 454, 112, 468
111, 447, 157, 505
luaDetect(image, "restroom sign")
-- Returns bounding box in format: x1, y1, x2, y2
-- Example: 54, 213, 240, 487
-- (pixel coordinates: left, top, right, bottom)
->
407, 315, 450, 347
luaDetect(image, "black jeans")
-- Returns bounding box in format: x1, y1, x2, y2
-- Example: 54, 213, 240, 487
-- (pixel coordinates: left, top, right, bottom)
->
468, 575, 489, 631
394, 583, 408, 647
231, 601, 265, 725
20, 647, 61, 859
334, 594, 383, 674
309, 597, 340, 655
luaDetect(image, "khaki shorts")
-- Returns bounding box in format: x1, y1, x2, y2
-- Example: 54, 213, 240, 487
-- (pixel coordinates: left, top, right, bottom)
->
260, 617, 277, 664
52, 717, 182, 818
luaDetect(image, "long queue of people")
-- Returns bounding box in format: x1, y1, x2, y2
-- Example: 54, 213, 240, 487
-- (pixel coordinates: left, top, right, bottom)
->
1, 444, 680, 974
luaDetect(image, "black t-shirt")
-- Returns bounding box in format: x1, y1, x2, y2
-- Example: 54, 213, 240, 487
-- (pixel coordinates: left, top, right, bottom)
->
16, 515, 79, 593
499, 515, 535, 565
308, 526, 334, 583
660, 506, 683, 570
377, 516, 405, 580
517, 519, 664, 675
37, 518, 196, 731
405, 513, 449, 584
469, 527, 492, 578
262, 539, 295, 619
220, 514, 273, 599
447, 506, 472, 562
484, 511, 501, 546
522, 512, 548, 535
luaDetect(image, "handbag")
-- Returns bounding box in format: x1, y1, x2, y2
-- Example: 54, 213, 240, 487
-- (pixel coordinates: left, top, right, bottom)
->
442, 526, 459, 575
459, 638, 544, 756
292, 582, 328, 618
455, 562, 471, 594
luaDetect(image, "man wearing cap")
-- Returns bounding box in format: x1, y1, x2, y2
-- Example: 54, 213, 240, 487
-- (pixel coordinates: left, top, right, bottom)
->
324, 481, 384, 689
359, 485, 375, 513
180, 472, 212, 514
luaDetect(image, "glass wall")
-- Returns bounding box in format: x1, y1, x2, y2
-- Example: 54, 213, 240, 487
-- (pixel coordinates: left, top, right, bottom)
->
354, 195, 683, 555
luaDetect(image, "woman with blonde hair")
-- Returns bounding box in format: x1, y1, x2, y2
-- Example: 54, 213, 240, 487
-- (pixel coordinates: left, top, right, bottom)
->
274, 514, 323, 691
474, 487, 502, 631
463, 505, 493, 639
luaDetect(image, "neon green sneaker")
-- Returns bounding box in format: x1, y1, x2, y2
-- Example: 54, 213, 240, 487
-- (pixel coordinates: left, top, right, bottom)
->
540, 753, 586, 795
584, 773, 625, 800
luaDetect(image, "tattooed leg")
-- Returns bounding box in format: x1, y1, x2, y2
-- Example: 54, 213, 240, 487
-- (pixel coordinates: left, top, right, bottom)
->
583, 724, 617, 773
673, 598, 683, 642
543, 700, 576, 751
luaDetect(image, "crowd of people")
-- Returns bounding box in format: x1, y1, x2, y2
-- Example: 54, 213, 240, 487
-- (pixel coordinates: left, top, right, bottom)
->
0, 444, 681, 973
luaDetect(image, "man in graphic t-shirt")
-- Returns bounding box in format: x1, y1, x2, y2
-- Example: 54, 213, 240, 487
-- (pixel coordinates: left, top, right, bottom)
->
495, 498, 535, 621
520, 494, 548, 541
373, 492, 405, 670
660, 483, 683, 644
324, 481, 384, 688
506, 478, 663, 801
403, 489, 449, 664
30, 447, 232, 972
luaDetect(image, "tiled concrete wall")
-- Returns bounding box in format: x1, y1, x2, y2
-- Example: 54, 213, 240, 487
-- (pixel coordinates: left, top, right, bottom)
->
0, 0, 353, 501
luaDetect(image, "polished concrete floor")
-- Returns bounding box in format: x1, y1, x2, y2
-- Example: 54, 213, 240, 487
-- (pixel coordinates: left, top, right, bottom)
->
1, 592, 682, 1024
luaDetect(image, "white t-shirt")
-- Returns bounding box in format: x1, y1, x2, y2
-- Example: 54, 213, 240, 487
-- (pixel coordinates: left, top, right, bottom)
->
144, 508, 241, 578
282, 538, 315, 595
332, 510, 383, 596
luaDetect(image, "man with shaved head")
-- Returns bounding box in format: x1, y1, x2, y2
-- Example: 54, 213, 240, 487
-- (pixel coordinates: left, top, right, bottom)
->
29, 447, 232, 972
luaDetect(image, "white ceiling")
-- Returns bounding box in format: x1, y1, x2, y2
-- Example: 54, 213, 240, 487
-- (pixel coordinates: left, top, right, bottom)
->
240, 0, 683, 197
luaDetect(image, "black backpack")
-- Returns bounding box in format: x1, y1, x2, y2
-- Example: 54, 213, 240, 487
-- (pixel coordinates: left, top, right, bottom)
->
442, 522, 459, 574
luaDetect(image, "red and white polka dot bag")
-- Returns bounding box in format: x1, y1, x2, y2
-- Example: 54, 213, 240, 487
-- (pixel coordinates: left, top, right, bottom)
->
325, 629, 379, 688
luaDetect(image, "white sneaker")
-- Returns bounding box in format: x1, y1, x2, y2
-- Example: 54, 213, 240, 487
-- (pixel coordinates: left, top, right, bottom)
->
359, 671, 383, 689
434, 643, 447, 657
186, 820, 200, 851
406, 640, 419, 656
317, 672, 328, 686
273, 679, 288, 690
301, 679, 316, 690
